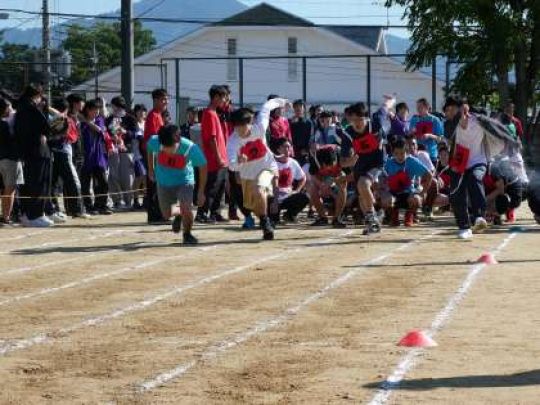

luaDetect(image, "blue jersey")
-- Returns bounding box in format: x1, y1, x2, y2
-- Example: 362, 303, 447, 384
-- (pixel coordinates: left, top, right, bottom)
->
409, 114, 444, 161
385, 156, 429, 194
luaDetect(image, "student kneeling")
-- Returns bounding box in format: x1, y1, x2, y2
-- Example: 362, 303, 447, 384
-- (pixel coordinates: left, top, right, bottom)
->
147, 125, 207, 244
381, 138, 432, 227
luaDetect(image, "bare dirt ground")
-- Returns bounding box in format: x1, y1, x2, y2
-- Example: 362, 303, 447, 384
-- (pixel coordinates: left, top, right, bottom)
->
0, 208, 538, 404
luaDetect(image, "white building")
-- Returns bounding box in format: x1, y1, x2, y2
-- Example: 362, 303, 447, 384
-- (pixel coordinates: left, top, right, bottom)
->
74, 3, 444, 121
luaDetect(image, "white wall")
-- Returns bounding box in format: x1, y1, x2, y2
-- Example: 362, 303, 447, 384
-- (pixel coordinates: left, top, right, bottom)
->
77, 26, 444, 121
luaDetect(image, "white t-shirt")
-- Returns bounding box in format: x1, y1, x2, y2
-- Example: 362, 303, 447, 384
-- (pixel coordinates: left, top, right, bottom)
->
456, 115, 487, 169
227, 98, 287, 180
276, 158, 305, 202
416, 150, 435, 172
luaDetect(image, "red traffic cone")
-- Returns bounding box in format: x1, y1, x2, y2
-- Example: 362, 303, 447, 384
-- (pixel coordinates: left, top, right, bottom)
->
477, 252, 498, 265
398, 330, 437, 348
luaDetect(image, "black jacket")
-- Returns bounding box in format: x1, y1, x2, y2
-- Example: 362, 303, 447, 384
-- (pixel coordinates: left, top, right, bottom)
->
14, 99, 51, 159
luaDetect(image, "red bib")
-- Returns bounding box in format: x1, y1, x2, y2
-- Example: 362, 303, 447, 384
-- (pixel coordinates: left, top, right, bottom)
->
240, 139, 267, 162
483, 173, 497, 193
415, 121, 434, 140
388, 170, 412, 194
352, 133, 380, 155
440, 172, 451, 188
158, 151, 187, 170
278, 167, 293, 188
318, 164, 342, 178
449, 144, 470, 174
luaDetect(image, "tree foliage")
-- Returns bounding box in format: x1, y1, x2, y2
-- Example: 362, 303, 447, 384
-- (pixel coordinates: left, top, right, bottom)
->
0, 31, 40, 94
386, 0, 540, 124
62, 20, 156, 84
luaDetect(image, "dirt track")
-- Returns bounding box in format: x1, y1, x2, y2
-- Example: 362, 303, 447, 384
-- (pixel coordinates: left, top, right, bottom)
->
0, 210, 538, 404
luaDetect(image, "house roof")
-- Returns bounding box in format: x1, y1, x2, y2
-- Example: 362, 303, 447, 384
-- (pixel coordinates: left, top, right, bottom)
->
213, 3, 315, 27
322, 25, 385, 53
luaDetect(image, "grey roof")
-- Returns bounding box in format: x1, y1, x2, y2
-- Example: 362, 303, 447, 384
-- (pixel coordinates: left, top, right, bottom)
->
213, 3, 314, 27
322, 25, 384, 52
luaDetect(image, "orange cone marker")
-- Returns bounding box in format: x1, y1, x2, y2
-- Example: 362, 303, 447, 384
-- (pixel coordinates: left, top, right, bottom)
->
477, 252, 498, 265
398, 330, 438, 348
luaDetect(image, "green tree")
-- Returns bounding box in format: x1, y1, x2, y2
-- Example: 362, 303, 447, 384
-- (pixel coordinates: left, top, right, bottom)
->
0, 31, 40, 93
386, 0, 540, 127
62, 20, 156, 85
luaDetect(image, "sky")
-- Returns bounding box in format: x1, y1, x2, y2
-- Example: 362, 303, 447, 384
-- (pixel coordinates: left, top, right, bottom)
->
0, 0, 408, 36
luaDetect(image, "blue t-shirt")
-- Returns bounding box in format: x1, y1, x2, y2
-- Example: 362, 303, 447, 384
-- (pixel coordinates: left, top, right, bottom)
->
384, 156, 429, 194
147, 136, 207, 187
409, 114, 444, 161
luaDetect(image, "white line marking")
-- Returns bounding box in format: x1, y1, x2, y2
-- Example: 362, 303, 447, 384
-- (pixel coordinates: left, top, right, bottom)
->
137, 232, 438, 392
366, 232, 517, 405
0, 231, 355, 356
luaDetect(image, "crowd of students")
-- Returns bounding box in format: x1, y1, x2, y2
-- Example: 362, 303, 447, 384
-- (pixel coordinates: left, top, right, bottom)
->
0, 82, 536, 244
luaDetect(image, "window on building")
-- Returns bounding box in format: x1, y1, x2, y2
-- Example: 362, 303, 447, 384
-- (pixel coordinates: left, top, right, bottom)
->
288, 37, 298, 82
227, 38, 238, 81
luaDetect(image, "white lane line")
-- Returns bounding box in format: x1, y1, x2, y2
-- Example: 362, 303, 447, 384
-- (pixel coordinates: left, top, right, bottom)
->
0, 231, 355, 356
137, 232, 438, 392
366, 232, 517, 405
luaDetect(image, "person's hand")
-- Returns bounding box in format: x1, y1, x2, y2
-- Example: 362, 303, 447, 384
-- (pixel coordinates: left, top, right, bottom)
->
197, 191, 206, 207
40, 135, 47, 146
237, 154, 248, 164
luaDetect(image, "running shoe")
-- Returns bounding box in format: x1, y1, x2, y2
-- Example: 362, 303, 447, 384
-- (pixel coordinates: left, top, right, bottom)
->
310, 217, 329, 227
172, 215, 182, 234
242, 215, 256, 229
182, 232, 199, 245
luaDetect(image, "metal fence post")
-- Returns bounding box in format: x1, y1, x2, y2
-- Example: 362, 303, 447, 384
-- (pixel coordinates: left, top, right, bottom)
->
302, 57, 307, 103
366, 55, 372, 116
445, 59, 451, 97
175, 58, 180, 124
239, 58, 244, 107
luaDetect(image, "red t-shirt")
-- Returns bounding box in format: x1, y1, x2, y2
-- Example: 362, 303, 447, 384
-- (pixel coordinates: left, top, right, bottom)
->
269, 116, 292, 142
201, 108, 228, 172
66, 116, 79, 144
143, 109, 164, 150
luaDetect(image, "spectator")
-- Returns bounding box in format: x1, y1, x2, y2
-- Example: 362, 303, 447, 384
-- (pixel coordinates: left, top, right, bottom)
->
409, 98, 445, 165
15, 84, 53, 228
0, 97, 23, 225
311, 111, 340, 147
289, 99, 312, 166
197, 85, 229, 223
80, 100, 113, 215
131, 104, 147, 210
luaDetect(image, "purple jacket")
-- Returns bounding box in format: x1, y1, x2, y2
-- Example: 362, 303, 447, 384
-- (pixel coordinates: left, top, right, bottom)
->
390, 116, 410, 138
81, 119, 108, 172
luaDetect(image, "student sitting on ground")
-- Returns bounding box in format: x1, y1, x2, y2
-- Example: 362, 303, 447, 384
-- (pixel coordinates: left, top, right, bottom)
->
147, 124, 207, 244
308, 144, 348, 228
270, 138, 309, 224
484, 158, 524, 225
381, 138, 432, 227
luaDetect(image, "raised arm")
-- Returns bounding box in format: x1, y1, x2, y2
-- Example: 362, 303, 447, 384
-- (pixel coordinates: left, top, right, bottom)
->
252, 98, 288, 137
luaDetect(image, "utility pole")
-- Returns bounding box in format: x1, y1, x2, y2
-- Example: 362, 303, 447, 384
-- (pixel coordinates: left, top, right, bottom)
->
92, 41, 99, 99
121, 0, 134, 108
42, 0, 51, 100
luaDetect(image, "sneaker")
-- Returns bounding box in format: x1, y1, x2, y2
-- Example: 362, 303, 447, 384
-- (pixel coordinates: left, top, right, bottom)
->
195, 213, 209, 223
493, 216, 503, 226
98, 208, 114, 215
422, 206, 434, 221
24, 216, 54, 228
390, 208, 400, 227
210, 213, 229, 223
262, 217, 275, 241
310, 217, 329, 227
228, 209, 240, 221
472, 217, 488, 233
49, 212, 68, 224
182, 232, 199, 245
458, 228, 473, 240
73, 212, 93, 219
282, 213, 297, 223
307, 209, 315, 219
332, 217, 347, 228
404, 211, 415, 227
172, 215, 182, 234
362, 215, 381, 235
242, 215, 256, 230
42, 216, 55, 226
506, 209, 516, 223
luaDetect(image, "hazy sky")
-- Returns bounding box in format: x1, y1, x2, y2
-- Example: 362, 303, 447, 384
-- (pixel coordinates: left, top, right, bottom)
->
0, 0, 407, 35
